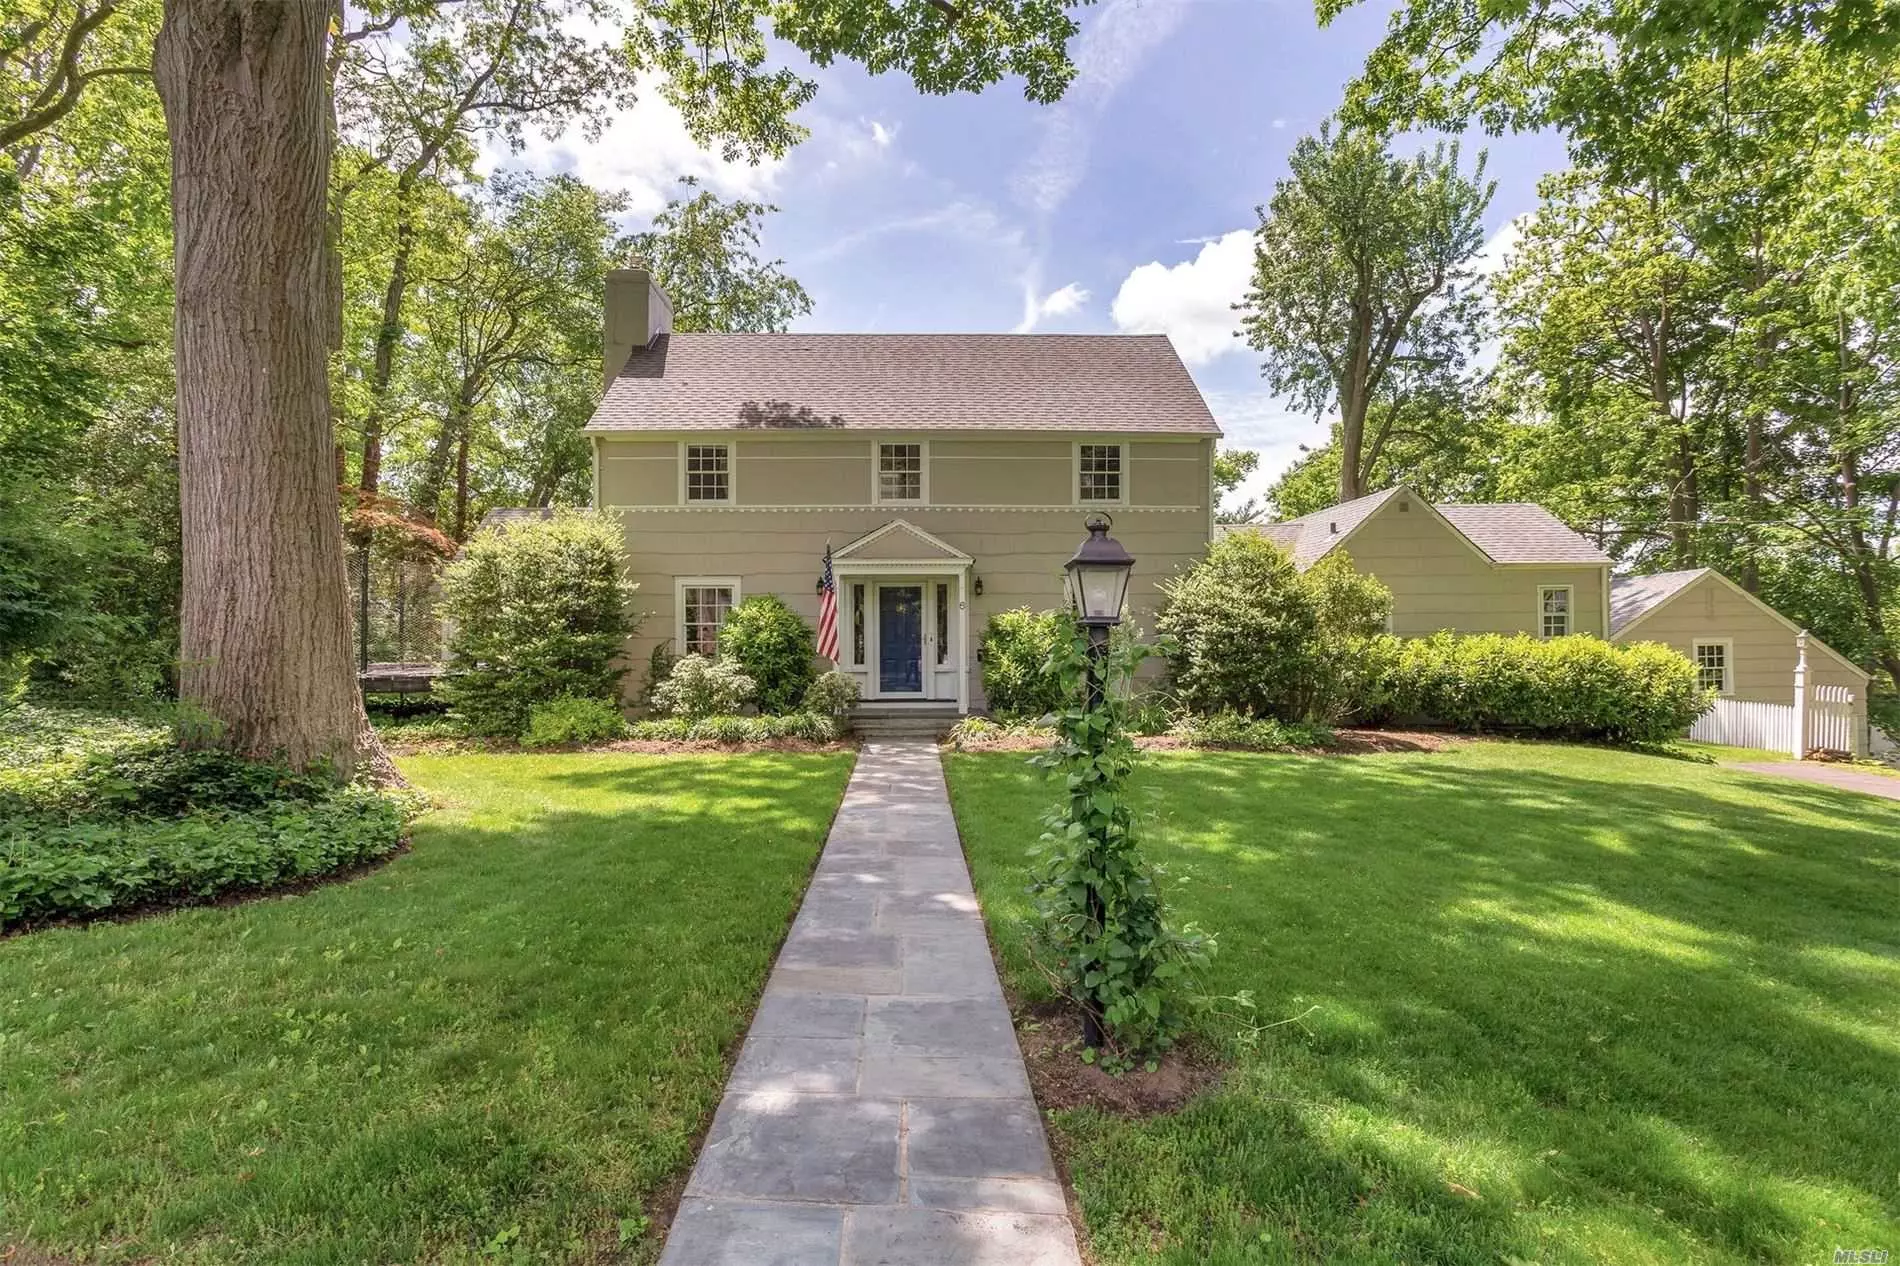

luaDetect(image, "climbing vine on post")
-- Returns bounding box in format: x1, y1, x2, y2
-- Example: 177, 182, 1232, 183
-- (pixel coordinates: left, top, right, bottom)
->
1027, 616, 1212, 1065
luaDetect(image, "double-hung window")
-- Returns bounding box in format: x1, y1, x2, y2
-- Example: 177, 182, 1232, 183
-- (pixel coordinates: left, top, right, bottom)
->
684, 444, 730, 503
878, 443, 923, 503
1077, 443, 1123, 503
1693, 639, 1732, 695
679, 580, 737, 656
1538, 585, 1572, 638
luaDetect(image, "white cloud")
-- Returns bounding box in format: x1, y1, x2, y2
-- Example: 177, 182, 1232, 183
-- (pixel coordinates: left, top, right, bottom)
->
1271, 117, 1288, 129
1109, 229, 1254, 366
1012, 0, 1190, 217
1204, 390, 1318, 508
1470, 214, 1528, 280
1013, 280, 1091, 333
805, 200, 1026, 266
480, 76, 783, 220
868, 119, 897, 149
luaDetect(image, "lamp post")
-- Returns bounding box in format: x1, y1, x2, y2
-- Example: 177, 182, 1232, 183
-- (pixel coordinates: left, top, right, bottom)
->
1062, 513, 1136, 1050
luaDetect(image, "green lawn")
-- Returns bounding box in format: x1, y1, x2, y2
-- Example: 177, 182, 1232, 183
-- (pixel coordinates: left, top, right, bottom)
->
1, 750, 851, 1264
947, 741, 1900, 1266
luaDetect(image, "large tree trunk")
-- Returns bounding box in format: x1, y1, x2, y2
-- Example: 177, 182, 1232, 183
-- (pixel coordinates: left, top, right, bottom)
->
156, 0, 382, 777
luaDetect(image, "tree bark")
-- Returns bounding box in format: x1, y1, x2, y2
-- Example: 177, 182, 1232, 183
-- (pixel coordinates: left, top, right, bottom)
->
156, 0, 383, 777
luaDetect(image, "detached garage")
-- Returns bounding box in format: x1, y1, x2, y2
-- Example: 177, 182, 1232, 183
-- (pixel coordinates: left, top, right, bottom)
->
1610, 568, 1871, 754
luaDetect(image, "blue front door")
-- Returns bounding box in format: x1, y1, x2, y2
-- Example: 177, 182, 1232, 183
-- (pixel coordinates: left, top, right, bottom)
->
878, 585, 924, 694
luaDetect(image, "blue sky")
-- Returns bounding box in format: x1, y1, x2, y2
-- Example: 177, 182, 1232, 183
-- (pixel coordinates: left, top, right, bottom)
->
504, 0, 1566, 508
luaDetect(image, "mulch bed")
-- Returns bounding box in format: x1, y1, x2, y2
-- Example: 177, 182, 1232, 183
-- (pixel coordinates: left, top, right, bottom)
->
1011, 999, 1221, 1118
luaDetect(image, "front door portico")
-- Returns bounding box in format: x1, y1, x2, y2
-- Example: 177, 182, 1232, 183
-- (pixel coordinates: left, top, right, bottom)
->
830, 520, 975, 713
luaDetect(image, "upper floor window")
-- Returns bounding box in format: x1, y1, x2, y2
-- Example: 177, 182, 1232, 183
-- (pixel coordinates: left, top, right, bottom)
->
878, 443, 923, 503
684, 444, 730, 502
1538, 585, 1572, 638
1693, 639, 1732, 694
1078, 443, 1123, 503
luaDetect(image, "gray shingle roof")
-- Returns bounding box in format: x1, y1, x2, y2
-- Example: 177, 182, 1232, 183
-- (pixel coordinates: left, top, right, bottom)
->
477, 507, 554, 533
585, 333, 1222, 435
1267, 487, 1406, 568
1436, 503, 1613, 565
1610, 568, 1709, 634
1256, 488, 1612, 569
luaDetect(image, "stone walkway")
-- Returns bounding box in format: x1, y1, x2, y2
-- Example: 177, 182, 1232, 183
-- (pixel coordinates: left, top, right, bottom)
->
659, 741, 1081, 1266
1732, 761, 1900, 801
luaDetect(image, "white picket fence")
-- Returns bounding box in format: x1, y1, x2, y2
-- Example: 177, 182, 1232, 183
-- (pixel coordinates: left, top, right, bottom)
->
1690, 698, 1797, 751
1810, 684, 1860, 755
1688, 685, 1863, 757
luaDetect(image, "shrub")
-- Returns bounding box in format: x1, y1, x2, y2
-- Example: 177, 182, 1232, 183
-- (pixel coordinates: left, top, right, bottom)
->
979, 608, 1067, 720
522, 696, 627, 748
1157, 532, 1323, 719
1171, 710, 1335, 751
802, 670, 861, 718
718, 596, 817, 714
437, 510, 636, 738
1300, 551, 1395, 722
652, 653, 755, 720
1377, 633, 1709, 744
623, 712, 841, 743
640, 640, 677, 711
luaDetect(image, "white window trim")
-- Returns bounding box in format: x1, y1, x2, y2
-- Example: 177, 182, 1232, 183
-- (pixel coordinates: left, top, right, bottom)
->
872, 439, 929, 506
1073, 440, 1128, 507
679, 440, 734, 505
1537, 584, 1574, 638
675, 576, 741, 656
1692, 637, 1735, 696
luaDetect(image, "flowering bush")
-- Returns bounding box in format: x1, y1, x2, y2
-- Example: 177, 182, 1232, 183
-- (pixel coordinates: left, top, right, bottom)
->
653, 653, 755, 720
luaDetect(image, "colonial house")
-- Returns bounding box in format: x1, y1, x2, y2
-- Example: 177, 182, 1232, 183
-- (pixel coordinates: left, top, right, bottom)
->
584, 268, 1221, 715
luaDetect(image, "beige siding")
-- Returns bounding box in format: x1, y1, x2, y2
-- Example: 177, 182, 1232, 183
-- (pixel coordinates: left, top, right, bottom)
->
608, 507, 1209, 706
1338, 498, 1608, 637
1615, 574, 1867, 706
930, 450, 1070, 505
598, 441, 676, 505
1130, 441, 1205, 508
598, 435, 1213, 510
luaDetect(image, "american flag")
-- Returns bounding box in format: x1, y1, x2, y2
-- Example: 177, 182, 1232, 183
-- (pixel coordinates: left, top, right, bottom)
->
816, 544, 839, 662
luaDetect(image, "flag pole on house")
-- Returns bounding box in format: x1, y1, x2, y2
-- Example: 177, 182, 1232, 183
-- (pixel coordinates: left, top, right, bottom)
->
816, 543, 839, 665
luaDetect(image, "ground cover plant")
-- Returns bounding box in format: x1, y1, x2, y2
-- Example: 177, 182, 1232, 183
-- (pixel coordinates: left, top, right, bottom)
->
1, 704, 408, 931
0, 746, 853, 1262
947, 742, 1900, 1265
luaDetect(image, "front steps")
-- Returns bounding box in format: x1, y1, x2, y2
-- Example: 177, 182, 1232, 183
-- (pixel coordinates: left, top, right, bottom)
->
849, 704, 964, 740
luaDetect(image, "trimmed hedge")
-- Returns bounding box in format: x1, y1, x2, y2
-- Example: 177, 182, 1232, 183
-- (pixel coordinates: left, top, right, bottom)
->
1374, 632, 1710, 744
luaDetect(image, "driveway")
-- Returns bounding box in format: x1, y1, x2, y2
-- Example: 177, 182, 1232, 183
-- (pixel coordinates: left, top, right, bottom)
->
1730, 761, 1900, 801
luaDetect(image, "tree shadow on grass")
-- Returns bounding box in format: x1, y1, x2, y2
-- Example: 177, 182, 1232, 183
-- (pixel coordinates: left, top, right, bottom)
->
0, 750, 854, 1265
951, 746, 1900, 1263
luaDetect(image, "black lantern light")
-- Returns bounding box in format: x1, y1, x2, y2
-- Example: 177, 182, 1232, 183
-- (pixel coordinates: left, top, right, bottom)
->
1064, 513, 1136, 628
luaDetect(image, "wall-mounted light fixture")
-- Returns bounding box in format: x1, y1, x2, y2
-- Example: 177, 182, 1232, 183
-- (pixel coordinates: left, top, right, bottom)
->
973, 575, 984, 597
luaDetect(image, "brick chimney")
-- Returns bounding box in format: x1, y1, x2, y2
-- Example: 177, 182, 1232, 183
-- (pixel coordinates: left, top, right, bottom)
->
603, 265, 673, 388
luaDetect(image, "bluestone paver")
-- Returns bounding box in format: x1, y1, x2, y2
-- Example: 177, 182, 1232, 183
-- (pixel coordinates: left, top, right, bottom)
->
659, 741, 1080, 1266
